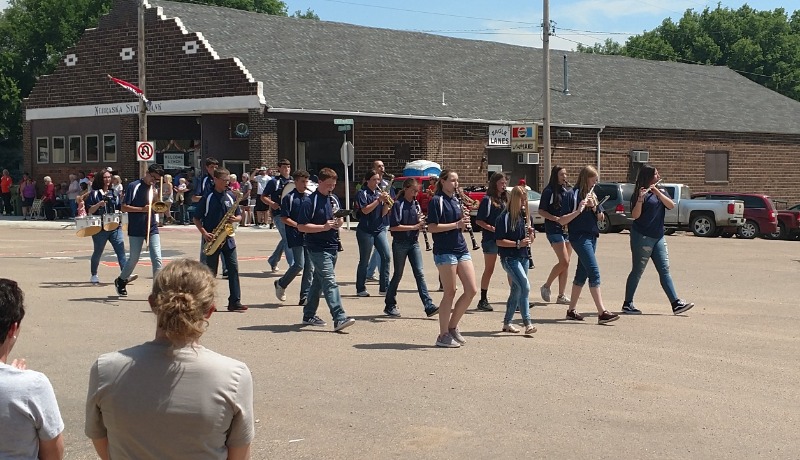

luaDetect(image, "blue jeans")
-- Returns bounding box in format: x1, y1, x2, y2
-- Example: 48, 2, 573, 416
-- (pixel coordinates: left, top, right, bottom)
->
177, 201, 189, 224
570, 234, 601, 287
366, 227, 389, 278
205, 244, 240, 305
68, 199, 77, 218
268, 217, 294, 269
384, 239, 435, 311
356, 228, 390, 292
199, 237, 226, 271
501, 256, 532, 324
304, 250, 347, 322
277, 245, 313, 300
120, 234, 163, 280
625, 228, 678, 304
90, 228, 127, 276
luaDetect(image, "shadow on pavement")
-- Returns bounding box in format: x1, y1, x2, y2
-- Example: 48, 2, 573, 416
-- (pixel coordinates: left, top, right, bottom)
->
353, 342, 437, 350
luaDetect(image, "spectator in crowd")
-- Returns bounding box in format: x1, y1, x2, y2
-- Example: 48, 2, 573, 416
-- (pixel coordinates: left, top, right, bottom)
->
0, 278, 65, 459
229, 173, 240, 191
160, 174, 174, 226
76, 182, 89, 218
1, 169, 13, 215
111, 175, 124, 196
78, 171, 90, 186
174, 177, 189, 225
239, 172, 252, 227
42, 176, 57, 220
253, 167, 271, 227
85, 259, 254, 459
67, 174, 81, 217
19, 173, 36, 220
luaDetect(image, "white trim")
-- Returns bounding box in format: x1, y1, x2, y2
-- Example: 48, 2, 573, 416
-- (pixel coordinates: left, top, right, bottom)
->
36, 137, 49, 164
103, 133, 117, 163
52, 136, 66, 164
69, 135, 82, 163
266, 107, 515, 125
85, 135, 100, 163
26, 95, 262, 120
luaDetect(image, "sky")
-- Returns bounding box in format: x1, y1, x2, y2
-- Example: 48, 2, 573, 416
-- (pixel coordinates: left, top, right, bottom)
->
0, 0, 792, 50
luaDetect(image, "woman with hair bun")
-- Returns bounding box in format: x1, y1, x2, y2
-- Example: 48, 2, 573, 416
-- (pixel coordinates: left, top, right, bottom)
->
85, 259, 254, 460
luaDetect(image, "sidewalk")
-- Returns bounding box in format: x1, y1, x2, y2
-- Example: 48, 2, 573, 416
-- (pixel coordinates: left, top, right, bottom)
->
0, 215, 75, 229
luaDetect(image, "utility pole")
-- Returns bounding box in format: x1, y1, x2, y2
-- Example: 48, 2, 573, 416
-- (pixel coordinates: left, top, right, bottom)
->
542, 0, 552, 182
138, 0, 147, 177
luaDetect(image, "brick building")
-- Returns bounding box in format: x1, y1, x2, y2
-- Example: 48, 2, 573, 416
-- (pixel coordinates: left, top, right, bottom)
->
23, 0, 800, 203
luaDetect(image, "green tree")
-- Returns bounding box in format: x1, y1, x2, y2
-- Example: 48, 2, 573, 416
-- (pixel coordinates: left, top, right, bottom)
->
576, 5, 800, 102
292, 8, 319, 20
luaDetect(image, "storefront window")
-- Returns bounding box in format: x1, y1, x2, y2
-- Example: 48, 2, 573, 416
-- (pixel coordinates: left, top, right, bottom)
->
36, 137, 49, 163
103, 134, 117, 163
52, 137, 65, 163
69, 136, 82, 163
86, 135, 99, 162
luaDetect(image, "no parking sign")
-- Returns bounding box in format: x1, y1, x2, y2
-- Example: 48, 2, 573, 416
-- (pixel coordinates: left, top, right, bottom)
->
136, 141, 155, 162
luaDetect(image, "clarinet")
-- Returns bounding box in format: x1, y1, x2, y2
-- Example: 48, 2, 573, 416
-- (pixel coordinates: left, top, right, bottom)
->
414, 200, 432, 251
329, 195, 344, 252
521, 205, 535, 269
455, 190, 480, 250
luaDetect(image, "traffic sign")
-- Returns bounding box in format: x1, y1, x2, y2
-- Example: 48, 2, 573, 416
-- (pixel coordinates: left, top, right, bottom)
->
334, 118, 354, 125
510, 124, 538, 153
136, 141, 155, 162
338, 125, 352, 132
340, 140, 354, 166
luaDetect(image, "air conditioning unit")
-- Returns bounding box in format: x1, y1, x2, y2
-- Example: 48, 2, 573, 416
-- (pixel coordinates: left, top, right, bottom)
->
631, 150, 649, 163
517, 152, 540, 165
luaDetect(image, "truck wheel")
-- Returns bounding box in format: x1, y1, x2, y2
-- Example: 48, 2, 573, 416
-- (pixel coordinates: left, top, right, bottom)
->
597, 213, 611, 233
737, 220, 759, 239
768, 222, 787, 240
690, 214, 716, 237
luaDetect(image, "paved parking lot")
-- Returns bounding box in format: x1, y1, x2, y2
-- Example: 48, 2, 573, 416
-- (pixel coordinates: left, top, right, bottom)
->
1, 219, 798, 459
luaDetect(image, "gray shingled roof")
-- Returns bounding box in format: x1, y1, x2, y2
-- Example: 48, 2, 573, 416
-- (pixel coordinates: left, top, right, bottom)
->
156, 1, 800, 135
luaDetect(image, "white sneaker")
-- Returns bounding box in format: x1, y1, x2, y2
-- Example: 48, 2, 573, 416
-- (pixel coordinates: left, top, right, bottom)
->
540, 284, 551, 302
127, 274, 139, 284
274, 280, 286, 301
90, 275, 100, 284
556, 294, 571, 304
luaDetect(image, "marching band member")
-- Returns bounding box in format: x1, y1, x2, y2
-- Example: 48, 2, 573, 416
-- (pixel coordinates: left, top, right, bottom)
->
297, 168, 356, 331
538, 166, 573, 305
192, 157, 220, 268
274, 170, 314, 306
427, 170, 478, 348
558, 166, 619, 325
262, 159, 295, 273
355, 169, 391, 297
383, 178, 438, 318
474, 172, 508, 312
494, 186, 536, 334
85, 169, 129, 285
114, 164, 165, 297
193, 168, 246, 312
623, 165, 694, 315
365, 160, 393, 282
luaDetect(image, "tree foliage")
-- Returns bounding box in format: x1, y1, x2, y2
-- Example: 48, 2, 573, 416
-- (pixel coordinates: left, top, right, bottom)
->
575, 5, 800, 102
0, 0, 317, 154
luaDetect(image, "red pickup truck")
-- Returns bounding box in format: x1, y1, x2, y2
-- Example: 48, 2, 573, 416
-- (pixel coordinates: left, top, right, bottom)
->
771, 202, 800, 240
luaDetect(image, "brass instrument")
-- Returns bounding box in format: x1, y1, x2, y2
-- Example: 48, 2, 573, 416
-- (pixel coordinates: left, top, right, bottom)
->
414, 200, 432, 251
203, 190, 243, 256
454, 189, 480, 250
151, 176, 170, 213
380, 173, 395, 207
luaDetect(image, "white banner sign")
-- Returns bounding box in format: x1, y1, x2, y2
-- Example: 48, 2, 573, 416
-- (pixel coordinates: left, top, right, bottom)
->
488, 125, 510, 146
163, 153, 185, 169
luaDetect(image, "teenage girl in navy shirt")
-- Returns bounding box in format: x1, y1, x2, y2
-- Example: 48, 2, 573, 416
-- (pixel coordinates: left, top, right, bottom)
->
427, 170, 478, 348
623, 165, 694, 315
559, 166, 619, 325
474, 172, 508, 312
537, 166, 573, 305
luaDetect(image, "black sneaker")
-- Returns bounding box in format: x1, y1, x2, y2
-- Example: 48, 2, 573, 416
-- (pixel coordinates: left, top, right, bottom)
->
298, 297, 307, 306
227, 303, 248, 312
566, 309, 584, 321
598, 310, 619, 324
672, 299, 695, 315
383, 306, 401, 317
424, 306, 440, 317
114, 277, 128, 297
334, 317, 355, 331
222, 271, 229, 279
476, 298, 493, 311
622, 303, 642, 314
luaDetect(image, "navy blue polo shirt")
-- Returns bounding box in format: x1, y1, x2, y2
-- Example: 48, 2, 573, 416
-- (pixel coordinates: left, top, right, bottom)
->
356, 187, 388, 234
562, 187, 605, 239
494, 212, 528, 258
476, 195, 506, 243
299, 191, 341, 254
85, 188, 120, 216
263, 175, 293, 217
389, 197, 420, 242
427, 192, 468, 256
280, 189, 310, 248
632, 190, 666, 239
539, 184, 570, 235
194, 189, 241, 249
193, 172, 214, 200
123, 179, 158, 237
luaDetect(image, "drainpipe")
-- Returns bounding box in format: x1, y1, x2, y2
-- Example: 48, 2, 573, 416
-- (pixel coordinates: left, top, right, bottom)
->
596, 126, 604, 173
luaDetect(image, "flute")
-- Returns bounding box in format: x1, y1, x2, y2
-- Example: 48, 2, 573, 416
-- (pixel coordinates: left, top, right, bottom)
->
454, 190, 480, 250
414, 200, 432, 251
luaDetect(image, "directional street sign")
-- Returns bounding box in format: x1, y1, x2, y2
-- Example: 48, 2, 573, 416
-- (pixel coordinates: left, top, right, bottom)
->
334, 118, 354, 125
338, 125, 352, 132
136, 141, 155, 162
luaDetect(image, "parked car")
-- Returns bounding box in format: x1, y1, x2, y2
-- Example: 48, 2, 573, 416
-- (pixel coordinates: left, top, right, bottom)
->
593, 182, 635, 233
660, 184, 745, 237
691, 192, 778, 239
769, 202, 800, 240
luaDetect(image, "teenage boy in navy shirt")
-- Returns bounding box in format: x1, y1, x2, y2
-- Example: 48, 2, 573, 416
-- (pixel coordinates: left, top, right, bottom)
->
193, 168, 246, 312
297, 168, 355, 331
274, 169, 314, 306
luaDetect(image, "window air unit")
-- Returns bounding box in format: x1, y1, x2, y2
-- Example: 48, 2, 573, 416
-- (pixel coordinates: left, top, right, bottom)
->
631, 150, 649, 163
517, 152, 540, 165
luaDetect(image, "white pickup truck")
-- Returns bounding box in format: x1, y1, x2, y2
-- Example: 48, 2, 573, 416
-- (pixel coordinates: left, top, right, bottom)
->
660, 183, 745, 237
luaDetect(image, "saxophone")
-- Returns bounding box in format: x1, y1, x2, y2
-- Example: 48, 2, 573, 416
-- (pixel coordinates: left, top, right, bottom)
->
203, 190, 243, 256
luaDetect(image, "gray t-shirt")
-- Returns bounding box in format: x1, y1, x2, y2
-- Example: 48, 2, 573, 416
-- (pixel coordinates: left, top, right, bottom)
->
85, 341, 254, 459
0, 363, 64, 459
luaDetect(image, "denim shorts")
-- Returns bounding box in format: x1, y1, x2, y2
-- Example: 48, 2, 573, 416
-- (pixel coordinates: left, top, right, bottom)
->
546, 233, 569, 244
433, 252, 472, 266
481, 239, 498, 255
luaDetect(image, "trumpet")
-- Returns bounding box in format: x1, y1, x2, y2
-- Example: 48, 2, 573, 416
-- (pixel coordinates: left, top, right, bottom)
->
454, 189, 480, 251
380, 173, 395, 207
